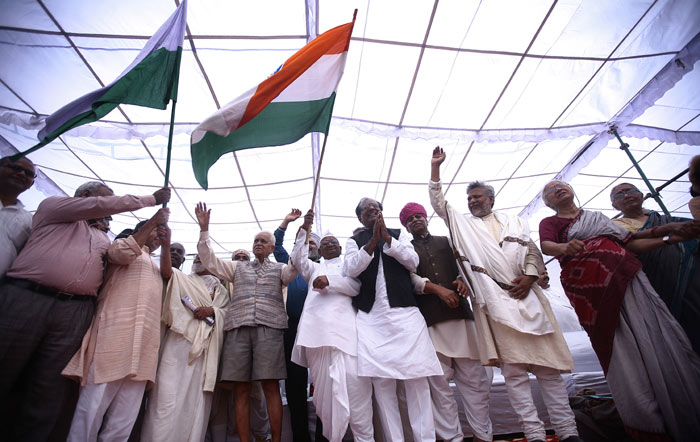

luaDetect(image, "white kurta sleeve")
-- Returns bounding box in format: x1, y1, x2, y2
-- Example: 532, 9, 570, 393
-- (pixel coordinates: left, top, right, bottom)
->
383, 229, 419, 272
342, 237, 373, 278
327, 273, 361, 297
197, 231, 238, 282
429, 180, 449, 221
410, 272, 429, 294
290, 229, 315, 283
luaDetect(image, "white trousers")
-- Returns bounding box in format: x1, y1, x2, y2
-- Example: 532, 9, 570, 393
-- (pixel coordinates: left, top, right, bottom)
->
372, 377, 434, 442
67, 363, 147, 442
428, 353, 493, 441
501, 363, 578, 441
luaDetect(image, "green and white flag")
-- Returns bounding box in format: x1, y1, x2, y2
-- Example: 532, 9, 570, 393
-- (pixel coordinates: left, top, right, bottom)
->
33, 0, 187, 149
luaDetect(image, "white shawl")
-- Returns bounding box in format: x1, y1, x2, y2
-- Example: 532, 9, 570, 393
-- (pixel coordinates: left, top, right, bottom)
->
162, 270, 229, 391
431, 183, 553, 335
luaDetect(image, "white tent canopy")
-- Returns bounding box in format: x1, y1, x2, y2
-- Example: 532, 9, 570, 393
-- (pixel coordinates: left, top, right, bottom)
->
2, 0, 699, 258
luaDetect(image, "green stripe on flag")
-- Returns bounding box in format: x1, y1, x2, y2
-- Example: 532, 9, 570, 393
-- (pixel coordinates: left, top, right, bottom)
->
191, 93, 336, 189
38, 47, 182, 145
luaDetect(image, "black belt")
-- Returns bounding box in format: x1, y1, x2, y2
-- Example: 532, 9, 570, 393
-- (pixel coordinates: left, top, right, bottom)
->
2, 277, 95, 301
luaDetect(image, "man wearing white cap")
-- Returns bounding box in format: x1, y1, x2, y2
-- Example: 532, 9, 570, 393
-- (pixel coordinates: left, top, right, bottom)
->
274, 209, 321, 441
290, 210, 374, 442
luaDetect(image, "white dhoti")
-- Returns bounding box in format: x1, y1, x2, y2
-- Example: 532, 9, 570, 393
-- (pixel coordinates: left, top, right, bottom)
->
67, 362, 147, 442
141, 330, 213, 442
305, 347, 373, 442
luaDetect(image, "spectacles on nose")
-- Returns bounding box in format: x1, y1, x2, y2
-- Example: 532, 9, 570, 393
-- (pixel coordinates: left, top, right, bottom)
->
613, 188, 640, 200
321, 239, 340, 247
360, 202, 380, 211
233, 254, 250, 261
544, 183, 569, 195
3, 163, 36, 179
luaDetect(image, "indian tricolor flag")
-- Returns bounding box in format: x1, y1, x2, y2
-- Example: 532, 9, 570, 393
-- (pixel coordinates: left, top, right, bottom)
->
190, 14, 356, 189
29, 0, 187, 153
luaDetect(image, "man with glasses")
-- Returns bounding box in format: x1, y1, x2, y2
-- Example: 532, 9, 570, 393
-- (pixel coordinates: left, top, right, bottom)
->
196, 202, 297, 442
343, 197, 442, 442
208, 247, 272, 442
0, 155, 36, 278
289, 210, 374, 442
0, 179, 170, 441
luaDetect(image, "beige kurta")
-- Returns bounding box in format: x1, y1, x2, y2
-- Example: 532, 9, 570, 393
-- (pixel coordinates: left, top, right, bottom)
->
63, 235, 164, 386
430, 180, 573, 371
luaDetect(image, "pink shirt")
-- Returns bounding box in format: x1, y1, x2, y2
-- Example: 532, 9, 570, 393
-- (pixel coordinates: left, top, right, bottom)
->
7, 194, 156, 295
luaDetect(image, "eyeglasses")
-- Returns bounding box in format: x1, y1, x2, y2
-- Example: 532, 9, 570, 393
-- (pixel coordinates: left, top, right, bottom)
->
360, 201, 380, 211
320, 238, 340, 247
3, 163, 36, 179
233, 254, 250, 261
613, 188, 641, 200
544, 183, 569, 195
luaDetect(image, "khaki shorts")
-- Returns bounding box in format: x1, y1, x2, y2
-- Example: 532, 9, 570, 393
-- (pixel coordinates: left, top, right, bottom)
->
219, 325, 286, 382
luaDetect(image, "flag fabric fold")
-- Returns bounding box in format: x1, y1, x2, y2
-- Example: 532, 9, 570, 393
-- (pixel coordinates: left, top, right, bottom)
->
34, 0, 187, 148
190, 17, 355, 189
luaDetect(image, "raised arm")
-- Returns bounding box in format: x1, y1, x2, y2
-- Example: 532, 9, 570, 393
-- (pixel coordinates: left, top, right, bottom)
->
274, 208, 302, 264
107, 208, 169, 265
429, 146, 449, 220
159, 223, 173, 280
195, 202, 238, 281
291, 229, 314, 282
33, 187, 170, 227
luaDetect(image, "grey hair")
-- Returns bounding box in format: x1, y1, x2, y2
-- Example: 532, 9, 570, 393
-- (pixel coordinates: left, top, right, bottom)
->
255, 231, 276, 246
541, 180, 573, 209
74, 181, 112, 197
466, 181, 495, 208
466, 181, 495, 199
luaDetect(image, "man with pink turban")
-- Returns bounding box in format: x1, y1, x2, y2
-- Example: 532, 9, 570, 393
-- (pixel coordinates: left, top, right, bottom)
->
401, 202, 494, 442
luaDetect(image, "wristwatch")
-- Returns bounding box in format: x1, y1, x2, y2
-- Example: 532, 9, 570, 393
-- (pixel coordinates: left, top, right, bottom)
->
662, 235, 671, 245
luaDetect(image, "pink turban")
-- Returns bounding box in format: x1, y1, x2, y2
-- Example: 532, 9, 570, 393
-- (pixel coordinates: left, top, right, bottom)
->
399, 202, 427, 227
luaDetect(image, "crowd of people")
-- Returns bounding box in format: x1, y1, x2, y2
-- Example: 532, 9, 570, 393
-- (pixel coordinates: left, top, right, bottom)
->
0, 148, 699, 442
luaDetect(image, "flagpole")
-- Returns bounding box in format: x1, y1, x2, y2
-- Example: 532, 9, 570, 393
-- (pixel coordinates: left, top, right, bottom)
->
306, 133, 329, 244
162, 99, 178, 208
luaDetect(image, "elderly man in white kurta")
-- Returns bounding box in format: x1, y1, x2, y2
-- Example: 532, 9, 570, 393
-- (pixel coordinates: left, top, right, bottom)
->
141, 230, 229, 442
429, 147, 582, 442
343, 198, 442, 442
289, 211, 374, 442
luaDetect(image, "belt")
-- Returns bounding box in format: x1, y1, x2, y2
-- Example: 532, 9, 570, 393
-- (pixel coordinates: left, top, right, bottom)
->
2, 277, 95, 301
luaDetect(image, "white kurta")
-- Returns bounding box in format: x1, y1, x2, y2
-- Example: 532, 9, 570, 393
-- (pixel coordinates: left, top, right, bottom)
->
290, 230, 374, 442
290, 230, 360, 364
343, 229, 442, 379
141, 271, 229, 442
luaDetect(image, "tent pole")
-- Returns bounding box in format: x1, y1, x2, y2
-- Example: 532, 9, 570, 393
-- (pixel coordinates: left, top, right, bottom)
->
305, 133, 328, 244
162, 99, 178, 208
610, 127, 671, 216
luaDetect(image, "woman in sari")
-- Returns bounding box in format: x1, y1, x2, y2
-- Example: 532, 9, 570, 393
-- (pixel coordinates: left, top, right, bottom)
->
610, 182, 700, 353
538, 180, 700, 442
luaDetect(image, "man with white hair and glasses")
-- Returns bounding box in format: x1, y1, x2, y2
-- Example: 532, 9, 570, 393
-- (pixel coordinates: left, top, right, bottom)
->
196, 202, 297, 442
